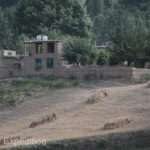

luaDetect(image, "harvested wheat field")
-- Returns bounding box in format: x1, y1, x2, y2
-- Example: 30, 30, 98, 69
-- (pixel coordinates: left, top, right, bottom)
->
0, 79, 150, 148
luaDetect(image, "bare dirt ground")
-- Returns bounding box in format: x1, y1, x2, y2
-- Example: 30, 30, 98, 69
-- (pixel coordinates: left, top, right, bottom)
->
0, 79, 150, 148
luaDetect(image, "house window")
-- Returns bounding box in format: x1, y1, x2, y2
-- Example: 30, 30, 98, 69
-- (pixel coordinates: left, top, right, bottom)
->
47, 43, 54, 53
13, 63, 21, 70
47, 58, 53, 68
36, 43, 42, 54
8, 52, 12, 56
35, 58, 42, 71
17, 63, 21, 70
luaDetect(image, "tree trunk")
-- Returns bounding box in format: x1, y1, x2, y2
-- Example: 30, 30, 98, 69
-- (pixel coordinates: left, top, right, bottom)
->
127, 60, 132, 66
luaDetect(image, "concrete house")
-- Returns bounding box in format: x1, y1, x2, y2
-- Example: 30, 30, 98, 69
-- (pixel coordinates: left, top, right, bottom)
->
23, 40, 63, 72
0, 38, 63, 77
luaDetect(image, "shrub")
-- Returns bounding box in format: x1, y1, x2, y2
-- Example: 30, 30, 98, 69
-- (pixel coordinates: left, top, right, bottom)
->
84, 73, 97, 80
109, 52, 122, 66
97, 50, 109, 66
73, 80, 79, 86
88, 47, 98, 65
69, 75, 77, 80
0, 88, 5, 94
12, 80, 29, 86
35, 64, 42, 71
140, 74, 150, 83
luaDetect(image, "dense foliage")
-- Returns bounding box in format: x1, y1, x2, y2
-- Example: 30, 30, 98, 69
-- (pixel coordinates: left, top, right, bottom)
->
0, 0, 19, 8
63, 37, 94, 66
86, 0, 150, 67
97, 50, 109, 66
110, 14, 149, 67
0, 0, 150, 67
14, 0, 92, 37
86, 0, 150, 44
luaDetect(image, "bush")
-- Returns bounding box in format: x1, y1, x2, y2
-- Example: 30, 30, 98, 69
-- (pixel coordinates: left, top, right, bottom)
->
35, 64, 42, 71
109, 52, 122, 66
134, 57, 149, 68
0, 88, 5, 94
140, 74, 150, 83
73, 80, 79, 86
88, 47, 98, 65
0, 96, 3, 101
97, 50, 109, 66
84, 73, 97, 80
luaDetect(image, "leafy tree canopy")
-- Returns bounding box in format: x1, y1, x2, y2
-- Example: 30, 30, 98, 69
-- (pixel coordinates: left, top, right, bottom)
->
63, 37, 95, 66
0, 0, 19, 8
110, 14, 149, 67
14, 0, 92, 37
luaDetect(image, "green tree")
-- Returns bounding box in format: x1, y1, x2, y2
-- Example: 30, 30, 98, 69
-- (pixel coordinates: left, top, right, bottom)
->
0, 8, 8, 49
63, 37, 93, 66
110, 15, 148, 67
14, 0, 92, 37
86, 0, 104, 18
109, 49, 124, 66
0, 7, 29, 53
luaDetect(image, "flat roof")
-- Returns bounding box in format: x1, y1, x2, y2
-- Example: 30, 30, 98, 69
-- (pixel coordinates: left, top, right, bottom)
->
3, 56, 23, 59
3, 50, 16, 52
23, 40, 62, 44
0, 65, 8, 68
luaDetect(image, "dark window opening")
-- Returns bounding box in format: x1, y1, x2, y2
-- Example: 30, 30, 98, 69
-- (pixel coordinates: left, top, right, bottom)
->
17, 64, 21, 70
47, 58, 53, 68
13, 63, 22, 70
36, 43, 42, 54
8, 52, 13, 56
35, 58, 42, 64
48, 43, 55, 53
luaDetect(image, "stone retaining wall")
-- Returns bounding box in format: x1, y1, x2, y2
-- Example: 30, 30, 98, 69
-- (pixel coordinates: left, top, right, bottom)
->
52, 66, 132, 80
0, 64, 150, 81
132, 68, 150, 81
0, 66, 9, 79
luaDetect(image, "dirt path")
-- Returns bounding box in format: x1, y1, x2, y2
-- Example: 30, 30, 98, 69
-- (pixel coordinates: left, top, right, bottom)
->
0, 80, 150, 148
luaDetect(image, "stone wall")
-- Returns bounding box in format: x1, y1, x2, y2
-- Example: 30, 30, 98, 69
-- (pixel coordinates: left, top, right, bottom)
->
132, 68, 150, 81
7, 61, 132, 80
52, 66, 132, 80
145, 62, 150, 69
14, 62, 132, 80
0, 66, 9, 79
1, 61, 150, 81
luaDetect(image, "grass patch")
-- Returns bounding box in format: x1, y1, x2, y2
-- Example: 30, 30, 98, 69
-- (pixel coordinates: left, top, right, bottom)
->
139, 74, 150, 83
1, 129, 150, 150
0, 77, 79, 106
84, 73, 98, 80
0, 88, 5, 95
